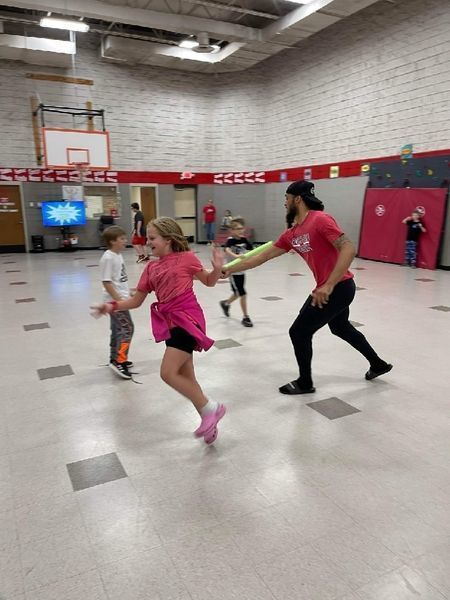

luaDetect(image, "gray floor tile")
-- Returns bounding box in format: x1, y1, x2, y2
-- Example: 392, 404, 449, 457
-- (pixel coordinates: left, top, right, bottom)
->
15, 297, 36, 303
23, 322, 50, 331
415, 278, 435, 282
37, 364, 74, 380
349, 320, 364, 328
214, 338, 243, 349
67, 452, 128, 491
10, 281, 27, 285
430, 305, 450, 312
261, 295, 283, 300
307, 397, 361, 420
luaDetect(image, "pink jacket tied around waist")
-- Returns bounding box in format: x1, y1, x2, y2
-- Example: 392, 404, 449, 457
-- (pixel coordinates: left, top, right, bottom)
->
150, 288, 214, 352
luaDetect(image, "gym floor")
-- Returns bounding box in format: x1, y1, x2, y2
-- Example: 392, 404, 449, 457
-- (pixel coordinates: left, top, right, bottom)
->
2, 246, 450, 600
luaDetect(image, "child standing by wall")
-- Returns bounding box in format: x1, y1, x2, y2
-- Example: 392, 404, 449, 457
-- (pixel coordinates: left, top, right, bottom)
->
220, 218, 254, 327
92, 218, 226, 444
99, 226, 134, 380
402, 210, 426, 268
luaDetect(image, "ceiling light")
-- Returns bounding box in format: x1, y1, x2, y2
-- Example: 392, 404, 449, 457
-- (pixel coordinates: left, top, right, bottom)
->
40, 17, 90, 32
179, 38, 199, 49
285, 0, 316, 4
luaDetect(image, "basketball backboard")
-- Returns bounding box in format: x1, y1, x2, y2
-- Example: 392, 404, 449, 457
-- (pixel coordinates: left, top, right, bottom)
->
42, 128, 111, 170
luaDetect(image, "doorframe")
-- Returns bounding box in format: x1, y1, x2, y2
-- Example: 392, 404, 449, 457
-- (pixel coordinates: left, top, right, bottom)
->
129, 184, 159, 217
0, 182, 29, 252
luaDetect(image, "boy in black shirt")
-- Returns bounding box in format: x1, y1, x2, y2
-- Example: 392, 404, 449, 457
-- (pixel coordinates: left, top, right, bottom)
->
220, 218, 253, 327
402, 210, 426, 267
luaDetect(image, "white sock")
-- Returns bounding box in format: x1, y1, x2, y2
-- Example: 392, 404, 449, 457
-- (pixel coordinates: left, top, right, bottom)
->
201, 400, 218, 416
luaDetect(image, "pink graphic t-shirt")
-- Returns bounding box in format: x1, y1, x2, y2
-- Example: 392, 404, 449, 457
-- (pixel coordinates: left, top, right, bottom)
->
137, 251, 204, 302
274, 211, 354, 288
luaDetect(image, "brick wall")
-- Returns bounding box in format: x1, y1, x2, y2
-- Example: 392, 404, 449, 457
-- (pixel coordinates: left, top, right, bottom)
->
0, 0, 449, 172
257, 0, 450, 171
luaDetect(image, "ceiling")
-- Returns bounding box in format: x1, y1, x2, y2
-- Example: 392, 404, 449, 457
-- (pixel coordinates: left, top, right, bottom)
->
0, 0, 385, 72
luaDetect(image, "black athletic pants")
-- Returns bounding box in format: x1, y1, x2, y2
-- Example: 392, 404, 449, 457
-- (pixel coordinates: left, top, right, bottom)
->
288, 278, 382, 387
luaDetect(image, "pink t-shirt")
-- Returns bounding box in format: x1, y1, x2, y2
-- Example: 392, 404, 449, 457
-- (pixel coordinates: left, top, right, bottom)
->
274, 211, 354, 288
137, 251, 204, 303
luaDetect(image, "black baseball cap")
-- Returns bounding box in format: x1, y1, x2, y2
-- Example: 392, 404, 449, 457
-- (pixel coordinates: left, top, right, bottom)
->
285, 180, 324, 210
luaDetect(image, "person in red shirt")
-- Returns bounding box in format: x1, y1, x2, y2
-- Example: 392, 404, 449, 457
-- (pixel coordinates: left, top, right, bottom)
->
223, 180, 392, 394
202, 199, 216, 244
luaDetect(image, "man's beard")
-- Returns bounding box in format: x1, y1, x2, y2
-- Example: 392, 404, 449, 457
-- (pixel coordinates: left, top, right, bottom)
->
286, 206, 297, 228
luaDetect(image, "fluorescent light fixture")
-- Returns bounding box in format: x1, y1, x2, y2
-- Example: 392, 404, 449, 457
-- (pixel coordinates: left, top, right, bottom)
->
179, 38, 199, 49
40, 17, 90, 32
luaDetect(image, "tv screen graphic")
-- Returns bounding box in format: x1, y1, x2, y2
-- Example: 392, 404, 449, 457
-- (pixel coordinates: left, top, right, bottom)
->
41, 201, 87, 227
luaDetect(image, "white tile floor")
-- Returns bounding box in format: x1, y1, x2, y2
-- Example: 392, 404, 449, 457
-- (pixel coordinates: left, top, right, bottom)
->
1, 246, 450, 599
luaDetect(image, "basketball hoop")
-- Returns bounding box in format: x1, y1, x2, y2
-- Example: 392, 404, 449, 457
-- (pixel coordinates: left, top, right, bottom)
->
70, 162, 89, 184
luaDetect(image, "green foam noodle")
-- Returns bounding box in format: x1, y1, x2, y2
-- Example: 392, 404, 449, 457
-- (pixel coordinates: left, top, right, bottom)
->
224, 241, 273, 269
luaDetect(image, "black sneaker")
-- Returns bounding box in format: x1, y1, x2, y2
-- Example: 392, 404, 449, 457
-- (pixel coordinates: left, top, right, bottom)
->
110, 360, 133, 368
365, 363, 393, 381
109, 361, 132, 380
242, 316, 253, 327
220, 300, 230, 317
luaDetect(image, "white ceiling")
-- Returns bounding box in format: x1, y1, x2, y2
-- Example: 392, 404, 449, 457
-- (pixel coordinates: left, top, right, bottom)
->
0, 0, 385, 72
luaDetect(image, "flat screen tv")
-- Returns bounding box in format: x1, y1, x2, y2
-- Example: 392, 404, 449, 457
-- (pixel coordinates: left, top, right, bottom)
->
41, 201, 87, 227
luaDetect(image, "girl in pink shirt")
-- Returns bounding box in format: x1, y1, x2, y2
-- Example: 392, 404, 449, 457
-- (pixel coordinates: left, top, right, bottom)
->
92, 217, 226, 444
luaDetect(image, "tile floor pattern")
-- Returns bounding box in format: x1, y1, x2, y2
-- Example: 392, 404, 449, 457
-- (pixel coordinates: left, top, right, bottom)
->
1, 246, 450, 599
306, 397, 361, 420
23, 322, 50, 331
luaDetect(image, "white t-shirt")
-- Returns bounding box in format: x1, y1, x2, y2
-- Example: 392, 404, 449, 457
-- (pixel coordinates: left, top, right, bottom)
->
99, 250, 130, 301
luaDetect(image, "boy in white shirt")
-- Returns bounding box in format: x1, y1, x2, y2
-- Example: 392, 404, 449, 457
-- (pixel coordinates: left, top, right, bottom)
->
99, 226, 134, 379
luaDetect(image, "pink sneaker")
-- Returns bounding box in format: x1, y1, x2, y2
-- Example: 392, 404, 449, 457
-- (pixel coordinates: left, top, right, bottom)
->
194, 404, 226, 437
204, 426, 218, 445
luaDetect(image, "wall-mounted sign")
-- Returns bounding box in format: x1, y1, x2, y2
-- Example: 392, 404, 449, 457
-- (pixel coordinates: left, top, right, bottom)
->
62, 186, 83, 201
400, 144, 413, 159
0, 168, 118, 183
329, 165, 339, 178
213, 171, 266, 184
360, 164, 370, 175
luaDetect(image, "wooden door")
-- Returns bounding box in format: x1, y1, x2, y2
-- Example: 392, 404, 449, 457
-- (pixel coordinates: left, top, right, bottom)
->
140, 187, 156, 225
0, 185, 25, 250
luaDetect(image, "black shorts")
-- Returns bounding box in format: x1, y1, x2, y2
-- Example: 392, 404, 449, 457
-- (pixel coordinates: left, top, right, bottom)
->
165, 327, 197, 354
230, 274, 246, 297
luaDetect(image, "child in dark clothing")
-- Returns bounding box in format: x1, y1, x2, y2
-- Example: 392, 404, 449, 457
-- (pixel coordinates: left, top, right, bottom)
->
402, 210, 426, 267
219, 218, 254, 327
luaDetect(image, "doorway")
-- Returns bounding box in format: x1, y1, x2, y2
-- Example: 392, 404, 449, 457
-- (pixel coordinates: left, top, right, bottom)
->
130, 185, 157, 227
0, 185, 26, 252
174, 185, 196, 241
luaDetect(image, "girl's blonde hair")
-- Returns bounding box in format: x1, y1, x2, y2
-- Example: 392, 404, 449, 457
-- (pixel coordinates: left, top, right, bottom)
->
149, 217, 189, 252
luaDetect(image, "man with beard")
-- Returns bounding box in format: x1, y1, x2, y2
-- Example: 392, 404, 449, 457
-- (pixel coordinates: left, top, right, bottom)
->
223, 180, 392, 395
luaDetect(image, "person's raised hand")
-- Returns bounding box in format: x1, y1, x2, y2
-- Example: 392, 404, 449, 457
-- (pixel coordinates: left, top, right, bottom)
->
211, 245, 225, 272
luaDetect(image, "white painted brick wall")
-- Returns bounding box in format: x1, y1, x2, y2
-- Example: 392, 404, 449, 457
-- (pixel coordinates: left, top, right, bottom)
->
0, 0, 448, 171
257, 0, 450, 170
